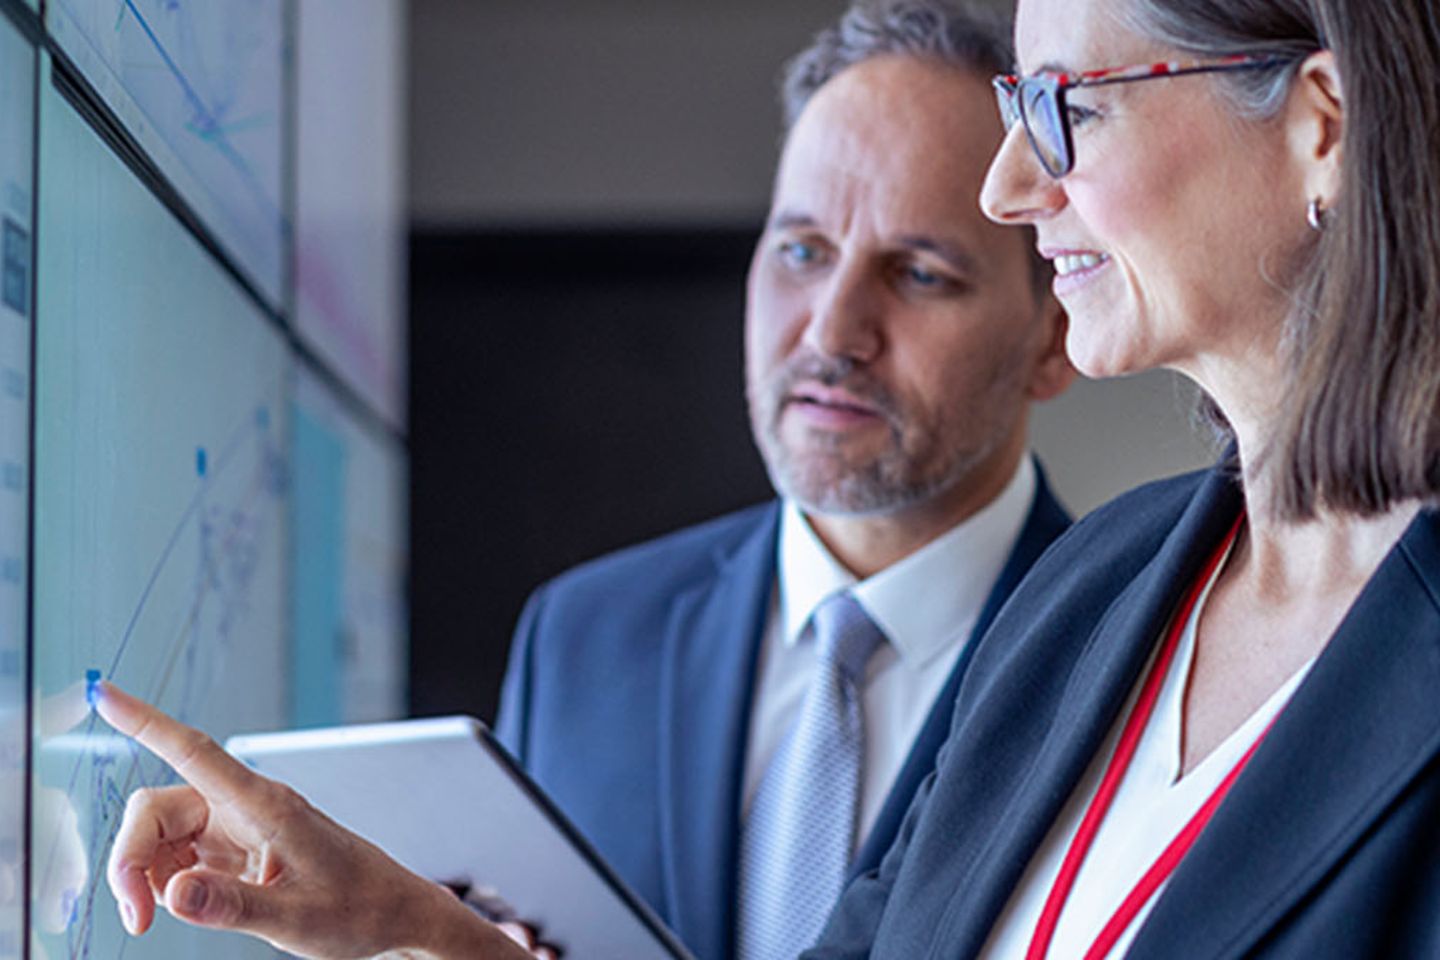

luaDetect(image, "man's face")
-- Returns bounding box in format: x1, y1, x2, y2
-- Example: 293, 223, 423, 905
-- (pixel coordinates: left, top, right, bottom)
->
746, 56, 1065, 518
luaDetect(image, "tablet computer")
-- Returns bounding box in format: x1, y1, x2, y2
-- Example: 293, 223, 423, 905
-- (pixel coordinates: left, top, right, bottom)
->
226, 717, 694, 960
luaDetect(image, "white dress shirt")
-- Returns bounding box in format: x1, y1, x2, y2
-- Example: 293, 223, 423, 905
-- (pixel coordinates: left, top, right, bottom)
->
741, 457, 1038, 852
980, 540, 1314, 960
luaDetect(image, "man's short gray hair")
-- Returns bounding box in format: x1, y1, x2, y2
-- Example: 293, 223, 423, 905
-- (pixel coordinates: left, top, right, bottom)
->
781, 0, 1016, 130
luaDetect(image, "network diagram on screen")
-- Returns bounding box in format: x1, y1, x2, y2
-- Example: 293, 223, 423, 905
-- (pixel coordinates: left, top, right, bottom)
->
0, 1, 410, 957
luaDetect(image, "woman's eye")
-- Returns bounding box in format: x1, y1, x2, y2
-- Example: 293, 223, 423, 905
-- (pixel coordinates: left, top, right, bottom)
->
1067, 103, 1099, 128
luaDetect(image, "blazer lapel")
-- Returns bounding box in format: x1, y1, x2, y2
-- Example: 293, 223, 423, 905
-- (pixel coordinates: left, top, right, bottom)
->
849, 463, 1072, 879
657, 505, 779, 960
937, 466, 1246, 956
1131, 507, 1440, 958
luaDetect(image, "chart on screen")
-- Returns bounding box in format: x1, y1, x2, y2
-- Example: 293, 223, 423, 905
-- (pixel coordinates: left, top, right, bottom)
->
9, 2, 409, 956
32, 75, 291, 960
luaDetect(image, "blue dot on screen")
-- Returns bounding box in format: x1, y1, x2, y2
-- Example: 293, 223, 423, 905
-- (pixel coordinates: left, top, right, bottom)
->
86, 669, 101, 708
196, 447, 207, 477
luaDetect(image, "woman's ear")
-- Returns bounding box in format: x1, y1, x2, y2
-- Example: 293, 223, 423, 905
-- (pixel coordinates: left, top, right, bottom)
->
1287, 50, 1344, 210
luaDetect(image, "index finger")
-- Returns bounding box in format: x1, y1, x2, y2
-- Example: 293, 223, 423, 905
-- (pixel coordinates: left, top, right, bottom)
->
93, 682, 261, 803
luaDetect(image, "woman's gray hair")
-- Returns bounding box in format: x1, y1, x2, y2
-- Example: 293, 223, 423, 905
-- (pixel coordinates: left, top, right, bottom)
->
1121, 0, 1440, 520
1117, 1, 1318, 119
780, 0, 1016, 131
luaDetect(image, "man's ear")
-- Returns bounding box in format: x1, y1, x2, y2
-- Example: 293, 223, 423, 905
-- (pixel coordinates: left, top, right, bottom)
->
1287, 49, 1344, 211
1026, 294, 1076, 402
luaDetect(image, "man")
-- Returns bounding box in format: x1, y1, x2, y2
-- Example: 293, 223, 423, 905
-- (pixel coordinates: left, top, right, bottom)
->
494, 1, 1073, 958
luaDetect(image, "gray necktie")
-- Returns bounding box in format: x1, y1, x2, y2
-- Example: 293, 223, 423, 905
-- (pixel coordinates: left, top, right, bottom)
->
735, 591, 886, 960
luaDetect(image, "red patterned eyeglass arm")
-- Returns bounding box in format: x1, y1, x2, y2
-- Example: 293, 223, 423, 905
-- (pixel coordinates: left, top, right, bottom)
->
997, 53, 1297, 94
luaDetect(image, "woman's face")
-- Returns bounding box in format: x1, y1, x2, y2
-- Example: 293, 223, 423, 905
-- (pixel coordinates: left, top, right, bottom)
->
981, 0, 1307, 385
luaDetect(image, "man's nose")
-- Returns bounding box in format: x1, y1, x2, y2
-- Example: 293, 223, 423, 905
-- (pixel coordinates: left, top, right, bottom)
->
801, 260, 883, 363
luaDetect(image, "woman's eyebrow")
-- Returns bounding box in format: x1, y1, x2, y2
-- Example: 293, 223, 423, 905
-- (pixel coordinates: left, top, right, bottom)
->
1015, 60, 1078, 76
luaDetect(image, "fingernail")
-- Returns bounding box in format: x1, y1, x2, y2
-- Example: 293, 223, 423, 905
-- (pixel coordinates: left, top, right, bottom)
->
120, 901, 136, 934
176, 879, 208, 916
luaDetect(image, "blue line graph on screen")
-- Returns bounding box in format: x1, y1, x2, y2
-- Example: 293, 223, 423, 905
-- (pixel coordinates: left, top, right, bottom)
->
49, 0, 286, 299
36, 406, 287, 960
109, 0, 277, 219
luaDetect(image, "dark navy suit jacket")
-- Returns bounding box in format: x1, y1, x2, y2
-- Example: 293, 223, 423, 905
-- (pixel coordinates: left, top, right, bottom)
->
495, 469, 1070, 960
810, 462, 1440, 959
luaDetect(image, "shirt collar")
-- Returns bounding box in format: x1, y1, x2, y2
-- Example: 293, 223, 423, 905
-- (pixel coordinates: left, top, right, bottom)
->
776, 457, 1037, 669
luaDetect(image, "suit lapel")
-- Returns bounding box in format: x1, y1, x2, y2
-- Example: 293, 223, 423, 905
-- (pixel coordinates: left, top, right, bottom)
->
849, 465, 1072, 879
657, 505, 779, 960
939, 467, 1246, 956
1131, 507, 1440, 958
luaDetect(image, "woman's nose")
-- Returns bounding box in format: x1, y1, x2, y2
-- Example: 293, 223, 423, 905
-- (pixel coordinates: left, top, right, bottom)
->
981, 123, 1064, 226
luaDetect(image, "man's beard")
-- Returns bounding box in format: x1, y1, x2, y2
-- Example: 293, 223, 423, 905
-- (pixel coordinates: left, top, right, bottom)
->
748, 355, 992, 518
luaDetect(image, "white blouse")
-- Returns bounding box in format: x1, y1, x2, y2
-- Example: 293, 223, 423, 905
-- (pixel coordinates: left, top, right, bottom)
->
979, 546, 1314, 960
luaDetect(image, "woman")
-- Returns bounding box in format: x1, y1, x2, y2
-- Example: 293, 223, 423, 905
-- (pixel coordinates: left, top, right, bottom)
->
810, 0, 1440, 956
101, 0, 1440, 956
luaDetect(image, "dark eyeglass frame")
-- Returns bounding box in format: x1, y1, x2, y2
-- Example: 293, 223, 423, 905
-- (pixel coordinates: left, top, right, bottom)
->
993, 54, 1298, 178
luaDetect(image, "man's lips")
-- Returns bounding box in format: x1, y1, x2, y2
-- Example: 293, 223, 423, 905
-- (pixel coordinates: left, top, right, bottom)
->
783, 385, 886, 427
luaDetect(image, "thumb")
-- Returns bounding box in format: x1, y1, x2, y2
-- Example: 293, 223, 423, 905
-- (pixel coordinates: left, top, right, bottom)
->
162, 869, 277, 933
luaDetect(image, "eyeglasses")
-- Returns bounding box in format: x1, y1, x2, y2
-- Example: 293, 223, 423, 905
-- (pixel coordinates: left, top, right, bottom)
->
993, 55, 1297, 178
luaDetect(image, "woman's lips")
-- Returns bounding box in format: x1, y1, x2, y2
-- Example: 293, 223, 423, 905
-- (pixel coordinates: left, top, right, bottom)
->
1046, 248, 1111, 297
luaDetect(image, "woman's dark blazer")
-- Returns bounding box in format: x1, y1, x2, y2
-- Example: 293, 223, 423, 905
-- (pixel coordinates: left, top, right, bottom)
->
808, 461, 1440, 959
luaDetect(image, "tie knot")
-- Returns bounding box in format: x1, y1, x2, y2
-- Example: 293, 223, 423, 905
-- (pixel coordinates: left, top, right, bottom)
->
811, 592, 885, 684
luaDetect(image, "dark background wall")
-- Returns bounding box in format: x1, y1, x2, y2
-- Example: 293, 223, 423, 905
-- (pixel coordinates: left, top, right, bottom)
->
409, 229, 774, 719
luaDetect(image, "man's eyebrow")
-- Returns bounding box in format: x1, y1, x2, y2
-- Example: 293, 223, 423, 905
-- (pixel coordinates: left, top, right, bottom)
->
767, 210, 818, 232
896, 235, 979, 275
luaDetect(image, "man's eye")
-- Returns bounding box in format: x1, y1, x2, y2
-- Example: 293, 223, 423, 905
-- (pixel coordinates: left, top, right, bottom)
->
778, 240, 824, 268
896, 262, 958, 293
905, 264, 944, 287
